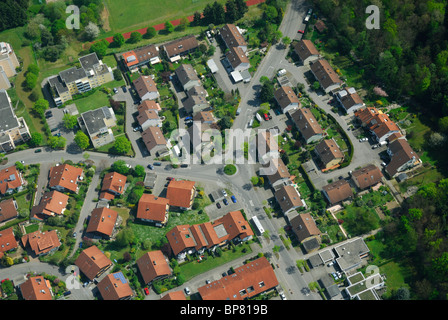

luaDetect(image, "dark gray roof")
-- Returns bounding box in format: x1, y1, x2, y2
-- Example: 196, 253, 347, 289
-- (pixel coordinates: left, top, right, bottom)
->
302, 237, 320, 253
48, 75, 69, 95
0, 90, 20, 132
175, 64, 199, 87
81, 107, 114, 135
59, 66, 87, 84
79, 53, 100, 71
325, 284, 340, 298
307, 254, 323, 268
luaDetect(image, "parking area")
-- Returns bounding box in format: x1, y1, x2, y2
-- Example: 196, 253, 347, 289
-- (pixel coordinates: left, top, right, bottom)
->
206, 188, 242, 221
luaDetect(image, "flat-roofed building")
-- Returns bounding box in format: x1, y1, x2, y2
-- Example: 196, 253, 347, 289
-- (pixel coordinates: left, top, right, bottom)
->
0, 42, 20, 90
78, 106, 117, 148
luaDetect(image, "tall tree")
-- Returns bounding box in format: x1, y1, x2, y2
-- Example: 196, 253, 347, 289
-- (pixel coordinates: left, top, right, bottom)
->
225, 0, 238, 23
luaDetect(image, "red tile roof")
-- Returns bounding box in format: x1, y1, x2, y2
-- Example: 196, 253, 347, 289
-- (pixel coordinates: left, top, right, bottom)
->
101, 171, 127, 199
166, 180, 196, 209
21, 230, 61, 256
31, 190, 69, 220
0, 165, 23, 195
160, 291, 186, 300
290, 213, 321, 242
75, 245, 112, 281
198, 257, 278, 300
86, 207, 118, 237
137, 194, 169, 223
20, 276, 53, 300
97, 272, 134, 300
0, 227, 18, 254
137, 250, 171, 284
48, 163, 83, 193
166, 225, 197, 256
0, 198, 18, 223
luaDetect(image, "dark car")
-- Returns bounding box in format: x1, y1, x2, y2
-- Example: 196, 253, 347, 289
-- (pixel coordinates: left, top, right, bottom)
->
223, 198, 229, 205
216, 202, 221, 209
34, 149, 42, 153
231, 195, 237, 203
147, 164, 154, 170
122, 86, 127, 92
153, 162, 162, 166
63, 291, 71, 296
180, 164, 189, 168
166, 177, 174, 181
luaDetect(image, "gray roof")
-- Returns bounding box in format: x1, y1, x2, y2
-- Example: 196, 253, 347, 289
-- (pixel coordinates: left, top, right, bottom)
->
59, 66, 87, 84
81, 107, 114, 135
48, 75, 69, 95
325, 284, 340, 298
302, 237, 320, 253
79, 53, 100, 71
318, 274, 334, 288
307, 254, 323, 268
0, 90, 20, 133
175, 64, 199, 87
334, 238, 370, 271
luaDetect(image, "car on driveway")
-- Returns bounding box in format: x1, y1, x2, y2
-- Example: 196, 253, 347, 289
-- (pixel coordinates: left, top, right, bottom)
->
223, 198, 229, 205
122, 86, 127, 92
144, 287, 150, 295
133, 126, 141, 132
263, 113, 269, 121
231, 195, 237, 203
113, 88, 118, 94
216, 202, 221, 209
359, 137, 368, 142
298, 29, 305, 34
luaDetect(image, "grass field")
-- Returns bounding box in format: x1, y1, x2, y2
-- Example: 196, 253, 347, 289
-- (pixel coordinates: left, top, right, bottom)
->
104, 0, 227, 33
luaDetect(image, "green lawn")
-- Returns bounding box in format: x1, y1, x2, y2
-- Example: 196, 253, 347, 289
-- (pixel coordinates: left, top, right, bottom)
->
180, 242, 253, 281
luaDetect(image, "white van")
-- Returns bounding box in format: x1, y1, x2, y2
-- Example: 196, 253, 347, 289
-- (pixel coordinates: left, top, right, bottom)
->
248, 119, 254, 127
236, 107, 242, 115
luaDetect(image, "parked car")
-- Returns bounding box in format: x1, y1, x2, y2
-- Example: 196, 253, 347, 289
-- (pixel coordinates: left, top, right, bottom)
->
297, 29, 305, 34
216, 202, 221, 209
144, 287, 150, 295
222, 189, 227, 197
206, 279, 211, 284
263, 113, 269, 121
180, 164, 189, 168
231, 195, 237, 203
166, 177, 174, 181
113, 88, 118, 94
63, 291, 71, 296
280, 292, 287, 300
147, 164, 154, 170
133, 126, 141, 132
185, 116, 193, 121
50, 128, 58, 132
223, 198, 229, 205
121, 86, 127, 92
34, 149, 42, 153
153, 162, 162, 166
72, 232, 77, 238
359, 137, 368, 142
184, 287, 191, 295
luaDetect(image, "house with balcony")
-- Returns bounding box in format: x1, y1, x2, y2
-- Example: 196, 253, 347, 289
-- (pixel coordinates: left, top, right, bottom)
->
78, 106, 117, 149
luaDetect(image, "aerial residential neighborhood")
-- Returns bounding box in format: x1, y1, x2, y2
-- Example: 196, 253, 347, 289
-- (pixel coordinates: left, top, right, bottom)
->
0, 0, 447, 307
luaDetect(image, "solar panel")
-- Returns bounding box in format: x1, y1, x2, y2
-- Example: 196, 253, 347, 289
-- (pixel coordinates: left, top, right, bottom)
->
113, 272, 127, 284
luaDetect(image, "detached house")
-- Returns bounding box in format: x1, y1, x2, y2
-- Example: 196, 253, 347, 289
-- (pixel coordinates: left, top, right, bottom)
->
21, 230, 61, 257
99, 171, 127, 201
86, 207, 119, 239
142, 126, 170, 157
263, 157, 291, 188
275, 185, 306, 215
0, 227, 18, 258
290, 212, 321, 243
137, 250, 171, 285
30, 190, 69, 221
293, 39, 320, 65
274, 86, 300, 114
97, 272, 134, 300
0, 165, 24, 196
385, 138, 421, 178
133, 75, 160, 101
0, 198, 18, 224
137, 194, 170, 227
291, 108, 324, 144
351, 164, 383, 190
310, 59, 343, 93
314, 138, 344, 170
20, 276, 53, 300
166, 180, 196, 210
79, 106, 117, 148
48, 163, 83, 194
75, 245, 113, 281
322, 179, 354, 206
175, 64, 201, 92
335, 87, 365, 114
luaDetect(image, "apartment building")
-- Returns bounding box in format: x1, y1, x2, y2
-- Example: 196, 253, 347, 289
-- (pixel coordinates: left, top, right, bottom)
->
0, 42, 20, 90
48, 53, 114, 107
